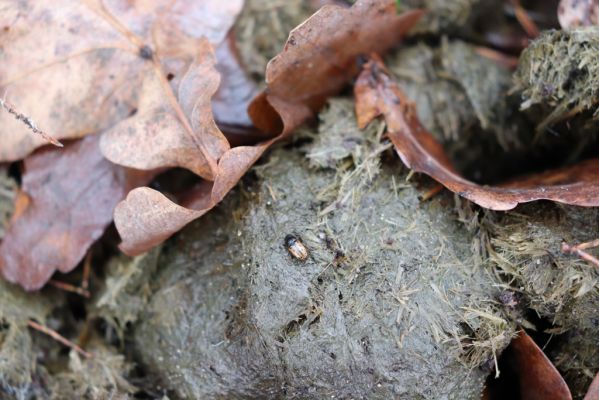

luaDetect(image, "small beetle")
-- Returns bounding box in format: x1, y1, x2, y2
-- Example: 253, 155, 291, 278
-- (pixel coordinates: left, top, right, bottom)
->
284, 234, 309, 261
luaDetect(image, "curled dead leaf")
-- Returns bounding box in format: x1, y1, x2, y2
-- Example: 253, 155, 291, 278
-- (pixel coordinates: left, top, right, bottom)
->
354, 55, 599, 211
248, 0, 424, 136
0, 135, 152, 291
114, 143, 272, 255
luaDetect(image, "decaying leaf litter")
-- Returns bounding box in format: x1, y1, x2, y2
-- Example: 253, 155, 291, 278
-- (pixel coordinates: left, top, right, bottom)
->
0, 0, 598, 398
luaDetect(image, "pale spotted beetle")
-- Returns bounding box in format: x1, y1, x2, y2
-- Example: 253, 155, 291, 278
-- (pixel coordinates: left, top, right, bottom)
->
284, 234, 309, 261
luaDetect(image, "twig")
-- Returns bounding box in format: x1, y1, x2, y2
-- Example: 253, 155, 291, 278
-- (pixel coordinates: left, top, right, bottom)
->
0, 97, 63, 147
47, 251, 93, 297
27, 319, 92, 358
475, 46, 519, 69
562, 240, 599, 268
48, 279, 91, 298
511, 0, 540, 38
566, 238, 599, 252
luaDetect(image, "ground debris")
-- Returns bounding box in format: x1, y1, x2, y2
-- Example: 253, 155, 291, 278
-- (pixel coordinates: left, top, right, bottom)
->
0, 0, 243, 161
488, 330, 573, 400
248, 0, 423, 136
0, 279, 53, 400
0, 135, 152, 291
485, 203, 599, 397
1, 1, 598, 398
48, 337, 135, 400
558, 0, 599, 28
0, 97, 63, 148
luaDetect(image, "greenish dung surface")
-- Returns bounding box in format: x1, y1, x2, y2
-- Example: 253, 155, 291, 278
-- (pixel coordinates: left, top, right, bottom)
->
133, 99, 515, 399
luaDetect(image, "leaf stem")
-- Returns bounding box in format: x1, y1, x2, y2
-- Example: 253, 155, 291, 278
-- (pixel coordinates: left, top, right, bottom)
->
27, 319, 91, 358
0, 97, 63, 147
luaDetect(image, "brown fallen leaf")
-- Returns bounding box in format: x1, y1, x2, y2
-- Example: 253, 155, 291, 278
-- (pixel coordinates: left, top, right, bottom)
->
585, 372, 599, 400
354, 55, 599, 211
248, 0, 424, 136
0, 0, 243, 163
0, 0, 245, 290
108, 0, 424, 256
0, 135, 151, 291
114, 142, 274, 255
101, 38, 275, 255
558, 0, 599, 28
100, 39, 229, 180
509, 331, 572, 400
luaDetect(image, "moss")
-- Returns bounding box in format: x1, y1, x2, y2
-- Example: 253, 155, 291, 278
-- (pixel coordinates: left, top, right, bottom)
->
386, 40, 529, 183
388, 43, 471, 143
401, 0, 480, 35
0, 168, 16, 240
515, 27, 599, 133
93, 247, 161, 337
304, 99, 377, 169
234, 0, 319, 82
0, 279, 55, 399
485, 203, 599, 397
388, 40, 518, 147
133, 99, 515, 399
48, 336, 135, 400
0, 264, 142, 399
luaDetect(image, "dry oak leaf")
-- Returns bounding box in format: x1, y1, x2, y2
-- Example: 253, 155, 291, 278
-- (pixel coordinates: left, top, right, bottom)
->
113, 143, 273, 255
100, 39, 229, 180
508, 331, 572, 400
0, 135, 151, 291
248, 0, 424, 136
355, 55, 599, 211
558, 0, 599, 28
103, 39, 276, 255
108, 0, 423, 256
0, 0, 243, 162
